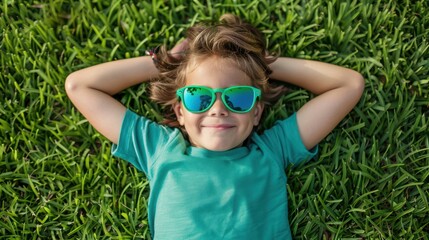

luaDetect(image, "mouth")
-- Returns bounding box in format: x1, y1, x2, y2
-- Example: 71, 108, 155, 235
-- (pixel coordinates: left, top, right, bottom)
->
202, 124, 235, 130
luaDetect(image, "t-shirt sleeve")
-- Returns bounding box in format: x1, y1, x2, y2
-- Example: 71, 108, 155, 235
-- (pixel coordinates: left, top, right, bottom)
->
259, 113, 318, 168
111, 109, 172, 176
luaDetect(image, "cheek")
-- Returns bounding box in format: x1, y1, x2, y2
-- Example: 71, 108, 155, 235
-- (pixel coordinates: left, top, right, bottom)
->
237, 115, 257, 130
246, 109, 261, 126
182, 112, 201, 129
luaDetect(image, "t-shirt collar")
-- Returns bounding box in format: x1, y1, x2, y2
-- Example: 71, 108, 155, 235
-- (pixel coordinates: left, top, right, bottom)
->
185, 145, 250, 159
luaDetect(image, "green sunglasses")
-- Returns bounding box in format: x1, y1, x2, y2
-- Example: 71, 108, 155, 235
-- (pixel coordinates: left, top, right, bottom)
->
176, 85, 261, 113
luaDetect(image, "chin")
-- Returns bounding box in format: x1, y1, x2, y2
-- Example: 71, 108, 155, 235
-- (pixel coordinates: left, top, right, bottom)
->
206, 146, 233, 151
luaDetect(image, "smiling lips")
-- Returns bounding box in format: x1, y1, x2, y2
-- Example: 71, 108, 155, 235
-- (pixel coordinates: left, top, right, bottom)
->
202, 124, 235, 129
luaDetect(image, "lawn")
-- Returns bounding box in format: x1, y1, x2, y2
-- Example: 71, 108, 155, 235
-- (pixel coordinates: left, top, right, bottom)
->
1, 0, 428, 239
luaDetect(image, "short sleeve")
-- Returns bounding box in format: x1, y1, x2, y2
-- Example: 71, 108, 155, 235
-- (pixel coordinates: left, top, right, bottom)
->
258, 113, 318, 168
111, 109, 174, 176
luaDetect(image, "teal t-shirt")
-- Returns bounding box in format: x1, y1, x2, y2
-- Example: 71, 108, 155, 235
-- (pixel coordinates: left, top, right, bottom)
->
112, 109, 317, 239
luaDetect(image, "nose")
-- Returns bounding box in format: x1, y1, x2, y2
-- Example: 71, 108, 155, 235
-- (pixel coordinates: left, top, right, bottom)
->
208, 93, 229, 116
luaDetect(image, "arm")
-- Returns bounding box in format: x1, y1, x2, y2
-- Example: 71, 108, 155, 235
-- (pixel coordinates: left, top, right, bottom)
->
65, 56, 159, 144
269, 57, 365, 150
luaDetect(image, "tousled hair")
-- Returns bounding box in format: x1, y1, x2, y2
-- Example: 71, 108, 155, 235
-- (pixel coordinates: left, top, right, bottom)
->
150, 14, 287, 129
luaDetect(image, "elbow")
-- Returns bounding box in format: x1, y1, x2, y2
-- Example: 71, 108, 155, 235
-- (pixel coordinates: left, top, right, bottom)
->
64, 72, 80, 96
349, 71, 365, 99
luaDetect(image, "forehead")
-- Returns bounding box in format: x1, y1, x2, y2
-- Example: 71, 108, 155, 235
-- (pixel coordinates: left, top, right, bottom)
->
185, 55, 252, 87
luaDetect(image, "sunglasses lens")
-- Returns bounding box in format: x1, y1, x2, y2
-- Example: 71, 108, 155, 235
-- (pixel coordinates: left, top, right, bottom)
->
183, 87, 213, 112
224, 87, 255, 112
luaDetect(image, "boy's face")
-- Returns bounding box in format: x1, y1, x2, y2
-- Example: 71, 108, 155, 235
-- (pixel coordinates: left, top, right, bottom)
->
174, 56, 264, 151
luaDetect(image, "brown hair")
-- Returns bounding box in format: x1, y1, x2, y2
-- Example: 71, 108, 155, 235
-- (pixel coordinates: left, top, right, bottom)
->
150, 14, 287, 129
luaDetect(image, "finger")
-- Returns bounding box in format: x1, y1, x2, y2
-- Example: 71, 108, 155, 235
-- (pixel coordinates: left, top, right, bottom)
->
171, 39, 189, 53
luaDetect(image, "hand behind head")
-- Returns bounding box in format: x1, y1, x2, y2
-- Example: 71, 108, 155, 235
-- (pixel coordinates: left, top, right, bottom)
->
169, 39, 189, 61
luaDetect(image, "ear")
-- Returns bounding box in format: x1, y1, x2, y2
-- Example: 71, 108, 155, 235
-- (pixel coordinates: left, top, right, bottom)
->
253, 102, 264, 126
173, 102, 185, 126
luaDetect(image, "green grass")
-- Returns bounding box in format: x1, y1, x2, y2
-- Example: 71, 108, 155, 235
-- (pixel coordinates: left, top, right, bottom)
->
1, 0, 428, 239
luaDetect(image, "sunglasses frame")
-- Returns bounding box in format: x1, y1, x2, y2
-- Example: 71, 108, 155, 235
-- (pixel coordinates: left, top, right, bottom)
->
176, 85, 261, 113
